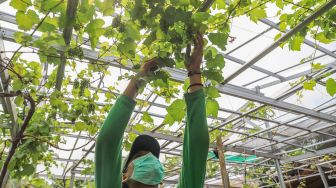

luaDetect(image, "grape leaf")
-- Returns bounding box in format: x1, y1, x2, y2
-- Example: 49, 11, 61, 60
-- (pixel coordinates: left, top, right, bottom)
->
16, 10, 40, 31
303, 80, 316, 90
326, 78, 336, 96
21, 164, 35, 176
206, 54, 225, 69
289, 35, 304, 51
208, 32, 228, 50
166, 99, 185, 122
10, 0, 31, 11
206, 86, 220, 98
248, 8, 267, 23
142, 112, 154, 123
85, 19, 105, 49
39, 16, 58, 32
315, 32, 333, 44
125, 23, 140, 40
163, 113, 175, 126
206, 98, 219, 118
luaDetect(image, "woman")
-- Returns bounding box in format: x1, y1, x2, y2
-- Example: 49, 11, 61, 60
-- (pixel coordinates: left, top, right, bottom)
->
95, 34, 209, 188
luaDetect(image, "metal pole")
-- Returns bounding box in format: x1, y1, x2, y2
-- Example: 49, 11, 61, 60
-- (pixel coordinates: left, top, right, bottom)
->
216, 136, 230, 188
317, 165, 330, 188
222, 0, 336, 84
265, 122, 286, 188
69, 171, 75, 188
275, 159, 286, 188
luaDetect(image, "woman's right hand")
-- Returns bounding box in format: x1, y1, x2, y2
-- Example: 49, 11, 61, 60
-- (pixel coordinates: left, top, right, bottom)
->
138, 58, 159, 78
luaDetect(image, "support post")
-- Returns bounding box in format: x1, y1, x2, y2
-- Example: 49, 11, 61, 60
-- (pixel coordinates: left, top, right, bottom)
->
275, 159, 286, 188
216, 136, 230, 188
69, 171, 75, 188
265, 122, 286, 188
317, 165, 329, 188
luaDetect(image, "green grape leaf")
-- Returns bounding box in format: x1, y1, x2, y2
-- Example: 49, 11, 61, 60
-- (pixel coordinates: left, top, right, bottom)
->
326, 78, 336, 96
203, 70, 224, 83
213, 0, 226, 9
248, 8, 267, 23
133, 123, 146, 132
208, 32, 228, 50
166, 99, 185, 122
192, 12, 210, 23
206, 98, 219, 118
14, 95, 24, 106
311, 63, 326, 71
119, 38, 136, 57
315, 32, 333, 44
279, 22, 286, 31
96, 0, 115, 16
303, 80, 316, 90
289, 35, 304, 51
142, 112, 154, 123
163, 113, 175, 126
206, 86, 220, 98
10, 0, 31, 11
85, 19, 105, 49
39, 16, 58, 32
16, 10, 40, 31
14, 32, 33, 45
274, 33, 282, 41
276, 0, 284, 9
21, 164, 35, 176
125, 23, 140, 40
206, 54, 225, 69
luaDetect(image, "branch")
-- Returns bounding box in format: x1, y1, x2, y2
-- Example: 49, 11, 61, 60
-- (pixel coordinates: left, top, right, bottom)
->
0, 94, 36, 185
0, 91, 22, 97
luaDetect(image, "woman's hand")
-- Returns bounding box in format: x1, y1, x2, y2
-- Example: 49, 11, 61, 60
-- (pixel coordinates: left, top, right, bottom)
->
138, 58, 159, 78
185, 33, 204, 93
123, 58, 159, 99
185, 33, 204, 73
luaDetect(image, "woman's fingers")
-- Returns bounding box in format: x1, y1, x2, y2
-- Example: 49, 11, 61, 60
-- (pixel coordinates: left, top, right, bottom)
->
196, 32, 204, 47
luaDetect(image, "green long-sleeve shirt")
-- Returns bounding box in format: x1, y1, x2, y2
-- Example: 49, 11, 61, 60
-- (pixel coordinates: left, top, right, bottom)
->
95, 89, 209, 188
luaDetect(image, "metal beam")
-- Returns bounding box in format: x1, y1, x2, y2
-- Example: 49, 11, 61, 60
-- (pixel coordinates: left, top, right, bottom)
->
275, 159, 286, 188
0, 27, 18, 137
283, 146, 336, 163
317, 165, 330, 188
259, 18, 336, 59
216, 83, 336, 123
265, 122, 286, 188
254, 123, 336, 151
223, 0, 336, 84
258, 62, 336, 89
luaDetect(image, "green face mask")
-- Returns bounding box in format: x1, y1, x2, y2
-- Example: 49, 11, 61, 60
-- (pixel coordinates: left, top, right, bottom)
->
130, 153, 165, 185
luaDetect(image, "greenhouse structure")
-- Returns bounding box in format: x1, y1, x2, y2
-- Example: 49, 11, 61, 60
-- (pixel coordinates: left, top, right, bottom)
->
0, 0, 336, 187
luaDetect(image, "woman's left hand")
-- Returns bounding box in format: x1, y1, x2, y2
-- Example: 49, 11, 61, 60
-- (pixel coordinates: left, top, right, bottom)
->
185, 32, 204, 72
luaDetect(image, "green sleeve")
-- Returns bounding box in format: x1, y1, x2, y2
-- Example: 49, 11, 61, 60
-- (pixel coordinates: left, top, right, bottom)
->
95, 95, 136, 188
178, 89, 210, 188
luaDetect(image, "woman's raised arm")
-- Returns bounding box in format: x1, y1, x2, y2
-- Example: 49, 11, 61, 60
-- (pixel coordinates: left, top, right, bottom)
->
178, 33, 210, 188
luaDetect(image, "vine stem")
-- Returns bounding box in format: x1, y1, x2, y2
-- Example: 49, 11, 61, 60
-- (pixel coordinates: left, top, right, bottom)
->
0, 93, 36, 185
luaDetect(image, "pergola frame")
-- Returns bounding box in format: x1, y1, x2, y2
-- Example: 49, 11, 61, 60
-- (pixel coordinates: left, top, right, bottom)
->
0, 0, 336, 187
